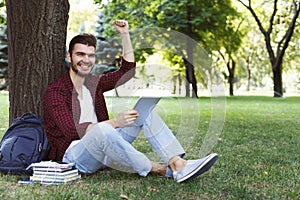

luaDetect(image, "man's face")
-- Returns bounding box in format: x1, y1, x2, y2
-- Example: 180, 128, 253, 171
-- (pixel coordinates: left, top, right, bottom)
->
68, 43, 96, 77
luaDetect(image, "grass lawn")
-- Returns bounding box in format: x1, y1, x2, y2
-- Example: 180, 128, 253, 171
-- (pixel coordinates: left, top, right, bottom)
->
0, 94, 299, 199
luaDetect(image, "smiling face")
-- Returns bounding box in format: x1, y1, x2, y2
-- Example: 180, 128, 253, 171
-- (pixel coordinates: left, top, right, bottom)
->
68, 43, 96, 77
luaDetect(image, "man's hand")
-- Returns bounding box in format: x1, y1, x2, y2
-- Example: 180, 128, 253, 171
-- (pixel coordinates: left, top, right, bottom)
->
87, 109, 139, 132
113, 20, 129, 34
113, 19, 134, 62
113, 109, 139, 128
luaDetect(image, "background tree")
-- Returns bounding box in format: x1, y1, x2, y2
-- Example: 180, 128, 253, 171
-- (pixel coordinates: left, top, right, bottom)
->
163, 53, 185, 95
93, 12, 122, 74
6, 0, 69, 122
3, 0, 299, 126
238, 0, 300, 97
0, 1, 7, 90
95, 0, 240, 97
214, 13, 244, 96
0, 23, 7, 90
0, 1, 5, 24
67, 0, 98, 43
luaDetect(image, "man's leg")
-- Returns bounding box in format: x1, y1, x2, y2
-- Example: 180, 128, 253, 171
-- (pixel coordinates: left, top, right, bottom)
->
63, 122, 152, 176
120, 110, 218, 183
118, 110, 186, 163
118, 110, 185, 177
142, 110, 186, 163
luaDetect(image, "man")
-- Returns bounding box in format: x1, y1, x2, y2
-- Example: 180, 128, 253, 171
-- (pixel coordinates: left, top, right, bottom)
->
43, 20, 218, 183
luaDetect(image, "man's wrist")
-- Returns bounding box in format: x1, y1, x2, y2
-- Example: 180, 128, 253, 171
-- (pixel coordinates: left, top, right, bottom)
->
111, 118, 118, 128
120, 32, 130, 37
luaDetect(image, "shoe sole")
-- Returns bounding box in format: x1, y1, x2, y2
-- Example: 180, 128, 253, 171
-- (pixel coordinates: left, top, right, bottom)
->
177, 153, 218, 183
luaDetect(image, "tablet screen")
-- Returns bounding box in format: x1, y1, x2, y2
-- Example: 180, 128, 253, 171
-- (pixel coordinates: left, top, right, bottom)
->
133, 97, 160, 126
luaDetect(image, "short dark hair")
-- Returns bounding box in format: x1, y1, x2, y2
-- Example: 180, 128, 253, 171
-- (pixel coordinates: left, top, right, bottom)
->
68, 33, 97, 54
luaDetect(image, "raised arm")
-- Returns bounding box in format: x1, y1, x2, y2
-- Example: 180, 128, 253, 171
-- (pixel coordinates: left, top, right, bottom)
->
113, 20, 134, 62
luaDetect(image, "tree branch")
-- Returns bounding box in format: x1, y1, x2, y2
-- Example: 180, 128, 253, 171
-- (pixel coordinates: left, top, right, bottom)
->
267, 0, 278, 35
237, 0, 267, 36
275, 0, 300, 67
237, 0, 276, 64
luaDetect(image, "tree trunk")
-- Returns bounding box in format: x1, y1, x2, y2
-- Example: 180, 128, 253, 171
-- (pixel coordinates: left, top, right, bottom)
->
6, 0, 70, 123
172, 75, 177, 94
184, 58, 198, 98
184, 35, 198, 98
185, 77, 190, 97
227, 59, 235, 96
246, 57, 251, 91
178, 73, 182, 95
185, 0, 198, 98
273, 63, 283, 97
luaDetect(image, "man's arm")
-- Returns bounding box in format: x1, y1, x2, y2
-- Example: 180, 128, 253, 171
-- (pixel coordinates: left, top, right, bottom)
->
121, 33, 134, 62
113, 20, 134, 62
95, 21, 136, 93
86, 109, 139, 132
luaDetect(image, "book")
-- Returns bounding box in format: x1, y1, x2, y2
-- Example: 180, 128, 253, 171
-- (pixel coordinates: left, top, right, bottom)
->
19, 173, 81, 185
30, 174, 81, 184
32, 168, 78, 177
32, 167, 74, 172
27, 161, 75, 172
22, 161, 81, 185
18, 177, 32, 184
32, 171, 78, 180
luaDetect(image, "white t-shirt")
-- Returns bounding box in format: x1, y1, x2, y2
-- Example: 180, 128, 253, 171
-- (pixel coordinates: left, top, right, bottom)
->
78, 85, 98, 124
67, 85, 98, 151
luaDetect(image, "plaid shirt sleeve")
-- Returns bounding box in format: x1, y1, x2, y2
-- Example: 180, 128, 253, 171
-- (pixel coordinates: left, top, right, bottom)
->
97, 57, 136, 92
87, 57, 136, 122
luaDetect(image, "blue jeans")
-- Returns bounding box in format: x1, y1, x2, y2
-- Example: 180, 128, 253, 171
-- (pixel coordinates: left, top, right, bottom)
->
63, 111, 185, 176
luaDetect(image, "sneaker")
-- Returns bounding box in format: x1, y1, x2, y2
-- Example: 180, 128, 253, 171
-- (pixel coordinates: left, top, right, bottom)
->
173, 153, 218, 183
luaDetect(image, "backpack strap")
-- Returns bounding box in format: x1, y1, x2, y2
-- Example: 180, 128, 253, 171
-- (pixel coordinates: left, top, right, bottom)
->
20, 112, 36, 119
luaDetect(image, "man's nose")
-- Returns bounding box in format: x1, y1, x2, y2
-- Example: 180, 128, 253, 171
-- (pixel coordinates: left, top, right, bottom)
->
83, 55, 90, 62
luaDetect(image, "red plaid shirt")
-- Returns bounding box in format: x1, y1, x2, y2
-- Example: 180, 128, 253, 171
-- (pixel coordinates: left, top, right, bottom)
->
43, 58, 136, 161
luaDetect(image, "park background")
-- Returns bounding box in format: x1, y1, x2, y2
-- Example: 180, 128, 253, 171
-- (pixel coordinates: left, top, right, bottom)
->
0, 0, 299, 199
0, 0, 300, 101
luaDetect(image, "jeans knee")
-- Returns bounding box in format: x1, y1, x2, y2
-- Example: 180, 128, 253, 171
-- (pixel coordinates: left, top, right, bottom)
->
92, 122, 115, 137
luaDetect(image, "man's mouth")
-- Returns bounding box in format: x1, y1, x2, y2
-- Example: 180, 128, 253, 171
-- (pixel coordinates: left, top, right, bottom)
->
78, 62, 92, 70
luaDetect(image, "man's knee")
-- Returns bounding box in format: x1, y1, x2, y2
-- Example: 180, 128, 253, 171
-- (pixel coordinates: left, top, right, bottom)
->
89, 122, 115, 137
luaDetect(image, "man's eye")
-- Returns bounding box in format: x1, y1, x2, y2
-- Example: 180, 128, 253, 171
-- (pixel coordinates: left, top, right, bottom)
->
76, 53, 85, 56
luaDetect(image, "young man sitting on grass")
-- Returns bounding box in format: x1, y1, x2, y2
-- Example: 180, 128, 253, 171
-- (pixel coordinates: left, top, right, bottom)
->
43, 20, 218, 183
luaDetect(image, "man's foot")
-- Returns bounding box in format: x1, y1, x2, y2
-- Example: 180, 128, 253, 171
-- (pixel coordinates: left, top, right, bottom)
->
173, 153, 218, 183
150, 162, 167, 176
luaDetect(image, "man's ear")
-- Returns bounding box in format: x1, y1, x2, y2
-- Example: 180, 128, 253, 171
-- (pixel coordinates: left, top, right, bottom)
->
67, 53, 71, 63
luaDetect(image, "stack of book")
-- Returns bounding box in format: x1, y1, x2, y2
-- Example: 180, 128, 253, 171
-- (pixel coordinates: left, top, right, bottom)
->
26, 161, 81, 184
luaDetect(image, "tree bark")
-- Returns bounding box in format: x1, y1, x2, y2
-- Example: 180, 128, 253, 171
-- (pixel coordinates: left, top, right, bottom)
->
246, 57, 251, 91
273, 63, 283, 97
6, 0, 70, 123
184, 57, 198, 98
185, 0, 198, 98
227, 59, 236, 96
218, 50, 236, 96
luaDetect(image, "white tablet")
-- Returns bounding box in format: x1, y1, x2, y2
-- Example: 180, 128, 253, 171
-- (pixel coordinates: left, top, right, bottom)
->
133, 97, 161, 126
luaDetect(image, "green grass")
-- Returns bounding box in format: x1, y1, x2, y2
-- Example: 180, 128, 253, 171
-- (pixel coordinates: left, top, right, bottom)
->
0, 94, 299, 199
0, 93, 9, 133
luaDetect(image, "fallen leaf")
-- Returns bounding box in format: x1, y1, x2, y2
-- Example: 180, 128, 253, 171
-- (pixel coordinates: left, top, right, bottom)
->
120, 194, 130, 200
